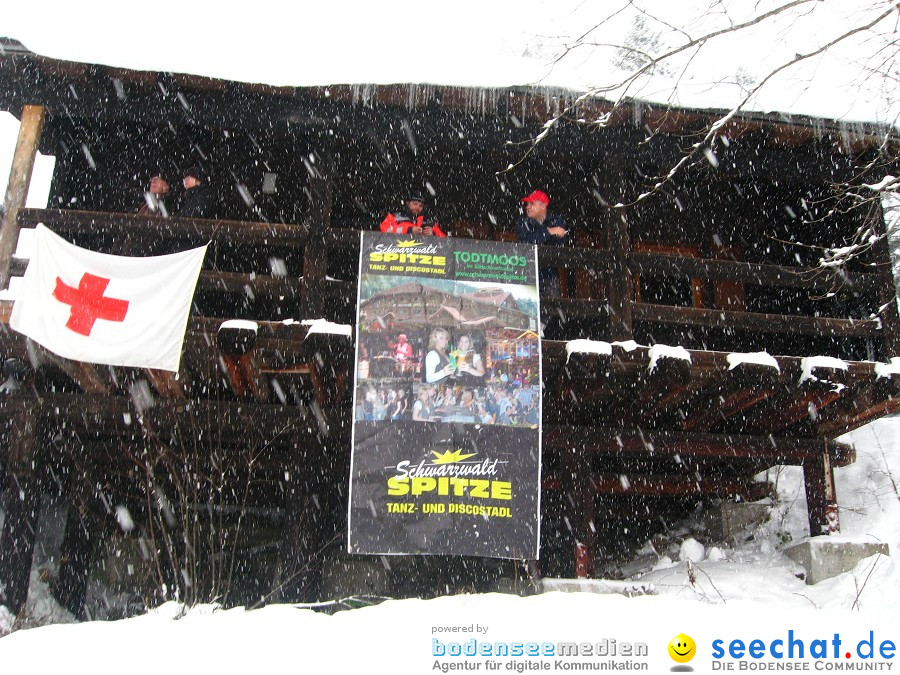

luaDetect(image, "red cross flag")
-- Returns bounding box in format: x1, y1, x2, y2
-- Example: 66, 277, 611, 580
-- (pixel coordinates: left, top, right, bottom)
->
10, 224, 207, 372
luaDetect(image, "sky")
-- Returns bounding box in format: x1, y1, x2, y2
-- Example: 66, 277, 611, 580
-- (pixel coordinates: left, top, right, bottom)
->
2, 0, 898, 118
3, 1, 897, 208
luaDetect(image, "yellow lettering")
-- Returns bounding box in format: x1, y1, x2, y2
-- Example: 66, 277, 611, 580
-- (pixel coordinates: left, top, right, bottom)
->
411, 477, 437, 495
492, 481, 512, 500
387, 476, 409, 496
468, 480, 490, 498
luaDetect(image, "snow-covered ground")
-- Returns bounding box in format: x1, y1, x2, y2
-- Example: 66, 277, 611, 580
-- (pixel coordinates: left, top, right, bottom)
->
1, 416, 898, 674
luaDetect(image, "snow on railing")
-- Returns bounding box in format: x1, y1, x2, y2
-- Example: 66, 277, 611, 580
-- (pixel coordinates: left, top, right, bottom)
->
726, 351, 780, 372
800, 355, 849, 383
300, 318, 352, 337
875, 357, 900, 379
564, 339, 640, 363
648, 344, 691, 372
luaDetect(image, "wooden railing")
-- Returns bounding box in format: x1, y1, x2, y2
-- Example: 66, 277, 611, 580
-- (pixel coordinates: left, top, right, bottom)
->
5, 207, 899, 361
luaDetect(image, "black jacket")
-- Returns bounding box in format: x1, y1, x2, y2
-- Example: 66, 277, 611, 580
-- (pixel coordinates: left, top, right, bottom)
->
177, 183, 215, 219
515, 212, 570, 246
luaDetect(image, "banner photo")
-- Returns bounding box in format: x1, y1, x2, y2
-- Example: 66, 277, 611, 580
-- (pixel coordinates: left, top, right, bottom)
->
348, 232, 542, 559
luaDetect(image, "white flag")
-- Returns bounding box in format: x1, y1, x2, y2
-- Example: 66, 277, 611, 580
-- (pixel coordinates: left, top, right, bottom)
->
10, 223, 207, 372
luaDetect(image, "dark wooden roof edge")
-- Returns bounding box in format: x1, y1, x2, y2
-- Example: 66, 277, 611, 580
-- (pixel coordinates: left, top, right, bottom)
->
542, 425, 852, 464
1, 37, 895, 148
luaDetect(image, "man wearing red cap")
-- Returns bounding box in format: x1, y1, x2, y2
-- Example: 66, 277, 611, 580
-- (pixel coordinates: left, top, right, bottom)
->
515, 189, 570, 296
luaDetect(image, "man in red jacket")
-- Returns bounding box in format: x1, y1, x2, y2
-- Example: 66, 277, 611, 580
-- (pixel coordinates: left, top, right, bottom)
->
380, 194, 447, 237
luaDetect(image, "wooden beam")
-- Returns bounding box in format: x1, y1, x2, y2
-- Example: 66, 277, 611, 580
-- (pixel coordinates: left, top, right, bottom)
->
611, 354, 693, 427
741, 369, 848, 435
550, 350, 612, 409
628, 252, 879, 294
816, 375, 900, 438
563, 445, 595, 578
803, 443, 839, 536
0, 393, 317, 446
51, 484, 100, 619
607, 214, 633, 340
300, 169, 331, 318
544, 474, 769, 500
632, 302, 881, 337
221, 353, 271, 403
871, 203, 900, 360
274, 438, 343, 602
16, 208, 309, 248
682, 363, 782, 433
540, 297, 610, 323
33, 342, 114, 394
0, 105, 45, 289
143, 368, 188, 400
542, 426, 844, 464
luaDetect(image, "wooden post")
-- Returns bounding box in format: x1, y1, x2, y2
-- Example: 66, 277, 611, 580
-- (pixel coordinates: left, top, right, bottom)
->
0, 411, 39, 614
0, 105, 46, 290
606, 212, 633, 341
275, 441, 343, 602
803, 442, 839, 536
871, 203, 900, 360
300, 163, 332, 318
563, 447, 595, 578
51, 483, 99, 619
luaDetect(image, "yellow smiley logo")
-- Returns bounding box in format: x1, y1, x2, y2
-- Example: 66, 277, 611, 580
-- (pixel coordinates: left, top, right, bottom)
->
668, 634, 696, 663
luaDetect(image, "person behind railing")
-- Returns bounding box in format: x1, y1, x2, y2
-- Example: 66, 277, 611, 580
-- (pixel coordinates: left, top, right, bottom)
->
380, 193, 447, 237
139, 166, 215, 219
138, 175, 172, 216
177, 166, 215, 219
515, 189, 571, 297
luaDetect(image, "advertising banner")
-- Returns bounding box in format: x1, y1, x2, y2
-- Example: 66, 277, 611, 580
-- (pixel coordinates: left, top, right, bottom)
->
348, 232, 542, 559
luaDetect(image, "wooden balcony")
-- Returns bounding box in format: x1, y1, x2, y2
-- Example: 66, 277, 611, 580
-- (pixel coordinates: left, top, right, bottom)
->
0, 205, 895, 459
1, 205, 898, 610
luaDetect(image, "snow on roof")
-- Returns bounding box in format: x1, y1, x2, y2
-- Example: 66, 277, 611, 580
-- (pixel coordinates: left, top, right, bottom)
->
726, 351, 780, 372
2, 0, 897, 127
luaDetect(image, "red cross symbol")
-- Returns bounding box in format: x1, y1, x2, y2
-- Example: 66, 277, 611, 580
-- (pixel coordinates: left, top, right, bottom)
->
53, 273, 130, 336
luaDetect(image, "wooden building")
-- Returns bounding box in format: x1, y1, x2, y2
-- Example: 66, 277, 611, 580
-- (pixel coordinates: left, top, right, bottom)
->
1, 37, 899, 616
